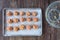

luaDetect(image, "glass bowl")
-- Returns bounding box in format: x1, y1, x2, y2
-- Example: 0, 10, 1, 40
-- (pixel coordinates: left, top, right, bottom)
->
45, 1, 60, 28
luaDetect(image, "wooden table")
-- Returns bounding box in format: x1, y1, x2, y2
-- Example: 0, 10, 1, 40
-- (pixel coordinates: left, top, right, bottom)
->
0, 0, 60, 40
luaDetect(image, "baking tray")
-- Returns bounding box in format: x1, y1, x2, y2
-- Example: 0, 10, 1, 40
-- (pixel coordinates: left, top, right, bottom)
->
2, 8, 42, 36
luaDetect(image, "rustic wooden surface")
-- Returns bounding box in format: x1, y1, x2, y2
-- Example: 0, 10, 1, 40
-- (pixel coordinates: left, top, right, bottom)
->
0, 0, 60, 40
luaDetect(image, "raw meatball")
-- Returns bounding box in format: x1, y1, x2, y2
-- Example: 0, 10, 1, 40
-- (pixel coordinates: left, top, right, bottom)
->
20, 17, 25, 22
26, 11, 31, 16
14, 11, 19, 16
7, 19, 13, 24
32, 12, 37, 16
6, 26, 13, 31
13, 27, 19, 31
13, 18, 19, 23
27, 18, 31, 22
26, 25, 31, 30
20, 11, 24, 16
33, 18, 38, 22
33, 24, 38, 29
7, 11, 13, 16
19, 25, 25, 30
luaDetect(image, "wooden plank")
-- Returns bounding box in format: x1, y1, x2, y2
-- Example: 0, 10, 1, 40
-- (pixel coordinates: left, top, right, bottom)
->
23, 37, 37, 40
17, 0, 20, 8
9, 37, 15, 40
0, 0, 3, 36
0, 0, 3, 11
56, 29, 60, 40
14, 36, 24, 40
3, 37, 10, 40
42, 0, 51, 40
37, 35, 44, 40
18, 0, 24, 8
0, 12, 2, 36
50, 27, 57, 40
4, 36, 23, 40
0, 36, 3, 40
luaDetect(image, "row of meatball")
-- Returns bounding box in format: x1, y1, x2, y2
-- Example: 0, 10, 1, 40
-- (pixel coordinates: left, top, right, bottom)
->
7, 11, 38, 16
6, 24, 38, 31
7, 17, 38, 24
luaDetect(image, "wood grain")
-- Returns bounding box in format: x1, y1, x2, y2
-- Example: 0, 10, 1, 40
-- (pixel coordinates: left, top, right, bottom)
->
23, 37, 37, 40
14, 37, 23, 40
0, 0, 60, 40
3, 37, 10, 40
